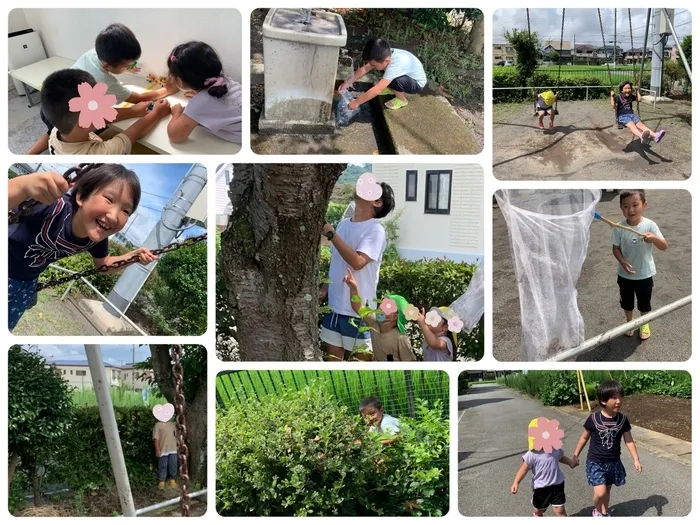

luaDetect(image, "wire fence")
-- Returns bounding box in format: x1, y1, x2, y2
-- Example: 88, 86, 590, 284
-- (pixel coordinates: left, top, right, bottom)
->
216, 370, 449, 419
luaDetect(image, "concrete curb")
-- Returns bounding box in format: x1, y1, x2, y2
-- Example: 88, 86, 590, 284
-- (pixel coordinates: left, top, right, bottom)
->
552, 404, 691, 466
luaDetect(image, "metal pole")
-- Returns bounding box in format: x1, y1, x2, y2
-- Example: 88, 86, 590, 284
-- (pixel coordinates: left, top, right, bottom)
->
638, 9, 652, 91
547, 295, 692, 361
131, 489, 208, 516
662, 8, 692, 83
613, 9, 617, 70
651, 9, 664, 97
85, 345, 136, 516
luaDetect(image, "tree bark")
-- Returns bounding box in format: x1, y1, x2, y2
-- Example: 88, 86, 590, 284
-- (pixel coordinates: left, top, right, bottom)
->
149, 346, 207, 486
31, 464, 41, 506
467, 15, 484, 54
8, 451, 18, 492
221, 164, 344, 361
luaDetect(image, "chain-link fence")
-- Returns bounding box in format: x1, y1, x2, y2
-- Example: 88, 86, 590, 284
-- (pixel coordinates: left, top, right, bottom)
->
216, 370, 449, 419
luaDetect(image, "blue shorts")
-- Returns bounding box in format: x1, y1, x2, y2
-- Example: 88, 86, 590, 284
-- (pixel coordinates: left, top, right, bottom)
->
320, 312, 372, 352
586, 460, 627, 487
617, 113, 641, 126
8, 277, 38, 331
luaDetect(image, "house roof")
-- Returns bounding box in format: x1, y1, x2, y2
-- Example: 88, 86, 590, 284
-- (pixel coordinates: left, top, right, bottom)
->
47, 359, 116, 368
544, 40, 572, 51
575, 44, 596, 52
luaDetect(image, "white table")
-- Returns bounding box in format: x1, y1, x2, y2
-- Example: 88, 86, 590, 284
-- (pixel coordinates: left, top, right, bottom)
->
112, 75, 240, 155
8, 56, 74, 107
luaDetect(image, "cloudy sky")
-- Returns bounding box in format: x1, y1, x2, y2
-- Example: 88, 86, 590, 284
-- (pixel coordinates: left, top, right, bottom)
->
493, 8, 691, 47
26, 344, 152, 366
22, 163, 205, 246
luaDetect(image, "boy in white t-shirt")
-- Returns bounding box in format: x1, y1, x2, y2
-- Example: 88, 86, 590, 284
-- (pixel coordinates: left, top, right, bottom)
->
339, 37, 427, 111
321, 182, 395, 361
360, 396, 400, 445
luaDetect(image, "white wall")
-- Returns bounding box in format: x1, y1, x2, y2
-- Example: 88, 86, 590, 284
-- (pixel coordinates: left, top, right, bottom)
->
8, 9, 30, 89
373, 164, 484, 262
20, 8, 242, 82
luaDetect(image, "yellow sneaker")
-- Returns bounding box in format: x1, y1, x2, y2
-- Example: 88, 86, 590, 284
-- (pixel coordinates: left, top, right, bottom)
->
158, 481, 165, 489
169, 479, 178, 488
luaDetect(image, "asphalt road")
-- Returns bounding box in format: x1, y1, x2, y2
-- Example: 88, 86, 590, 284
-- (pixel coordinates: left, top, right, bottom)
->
493, 190, 692, 361
458, 384, 691, 517
492, 100, 692, 180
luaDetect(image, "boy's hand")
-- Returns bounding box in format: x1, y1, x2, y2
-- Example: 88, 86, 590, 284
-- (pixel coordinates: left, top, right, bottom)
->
622, 261, 636, 275
643, 232, 657, 244
343, 268, 357, 289
151, 99, 171, 118
132, 101, 152, 118
634, 459, 643, 473
184, 90, 197, 99
338, 81, 352, 93
171, 103, 185, 116
510, 482, 518, 494
417, 308, 426, 323
323, 223, 335, 236
25, 172, 69, 204
131, 247, 158, 265
348, 99, 360, 111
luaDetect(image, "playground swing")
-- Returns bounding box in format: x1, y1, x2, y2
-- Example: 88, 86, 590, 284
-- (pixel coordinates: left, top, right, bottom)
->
531, 8, 565, 118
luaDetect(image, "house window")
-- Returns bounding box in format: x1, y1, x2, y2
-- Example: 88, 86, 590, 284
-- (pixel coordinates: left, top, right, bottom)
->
76, 370, 86, 376
494, 55, 502, 60
405, 171, 417, 201
424, 171, 452, 214
70, 370, 73, 375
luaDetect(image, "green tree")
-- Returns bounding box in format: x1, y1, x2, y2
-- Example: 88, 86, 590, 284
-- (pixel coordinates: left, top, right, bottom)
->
153, 240, 207, 335
503, 28, 542, 84
8, 346, 74, 502
681, 34, 691, 70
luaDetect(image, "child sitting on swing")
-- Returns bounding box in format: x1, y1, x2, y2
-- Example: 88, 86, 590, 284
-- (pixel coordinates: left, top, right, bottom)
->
535, 90, 559, 129
611, 81, 666, 143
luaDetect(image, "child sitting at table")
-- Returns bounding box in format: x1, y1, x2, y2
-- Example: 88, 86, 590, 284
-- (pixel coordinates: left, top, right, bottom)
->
27, 23, 177, 155
42, 69, 171, 155
166, 41, 242, 144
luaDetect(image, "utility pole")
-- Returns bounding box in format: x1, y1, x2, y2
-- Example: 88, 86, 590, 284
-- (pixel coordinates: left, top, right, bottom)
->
131, 345, 135, 390
104, 163, 207, 317
613, 9, 617, 69
651, 8, 665, 97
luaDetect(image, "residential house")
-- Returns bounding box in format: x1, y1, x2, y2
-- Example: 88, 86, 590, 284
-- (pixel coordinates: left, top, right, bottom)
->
595, 45, 624, 61
370, 164, 483, 263
215, 163, 233, 231
492, 43, 516, 65
623, 48, 651, 63
120, 363, 154, 391
47, 359, 122, 389
573, 44, 597, 62
543, 40, 572, 60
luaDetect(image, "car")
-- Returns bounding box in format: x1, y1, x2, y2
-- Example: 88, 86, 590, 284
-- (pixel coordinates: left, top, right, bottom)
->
504, 60, 513, 66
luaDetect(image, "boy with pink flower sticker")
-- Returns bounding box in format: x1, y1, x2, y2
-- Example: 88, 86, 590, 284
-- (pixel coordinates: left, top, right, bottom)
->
511, 417, 579, 517
41, 69, 171, 155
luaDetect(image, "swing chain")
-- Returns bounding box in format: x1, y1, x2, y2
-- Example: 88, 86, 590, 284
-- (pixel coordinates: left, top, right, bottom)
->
554, 8, 565, 113
8, 164, 102, 224
34, 233, 208, 290
628, 8, 641, 116
598, 8, 614, 90
171, 344, 191, 517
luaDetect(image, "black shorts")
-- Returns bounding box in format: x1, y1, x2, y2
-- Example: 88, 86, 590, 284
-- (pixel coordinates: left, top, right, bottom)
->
40, 107, 108, 136
618, 275, 654, 312
532, 482, 566, 510
536, 106, 552, 115
387, 75, 423, 95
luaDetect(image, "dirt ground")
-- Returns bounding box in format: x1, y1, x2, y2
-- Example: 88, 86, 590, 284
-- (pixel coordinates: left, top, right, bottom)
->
493, 190, 692, 361
493, 99, 691, 180
15, 486, 207, 517
574, 394, 691, 442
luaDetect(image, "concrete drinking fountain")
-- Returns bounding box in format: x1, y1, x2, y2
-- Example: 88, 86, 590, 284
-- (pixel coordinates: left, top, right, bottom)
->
259, 8, 347, 134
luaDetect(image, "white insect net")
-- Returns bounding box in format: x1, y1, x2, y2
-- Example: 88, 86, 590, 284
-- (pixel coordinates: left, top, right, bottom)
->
450, 257, 484, 332
495, 189, 602, 360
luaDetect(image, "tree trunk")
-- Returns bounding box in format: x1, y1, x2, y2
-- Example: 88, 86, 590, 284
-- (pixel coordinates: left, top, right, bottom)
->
8, 451, 19, 492
31, 464, 41, 506
467, 16, 484, 54
221, 164, 344, 361
149, 346, 207, 487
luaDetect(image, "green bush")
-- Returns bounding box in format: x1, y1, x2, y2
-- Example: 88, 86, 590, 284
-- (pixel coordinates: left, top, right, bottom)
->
48, 406, 157, 491
325, 202, 348, 228
216, 385, 449, 516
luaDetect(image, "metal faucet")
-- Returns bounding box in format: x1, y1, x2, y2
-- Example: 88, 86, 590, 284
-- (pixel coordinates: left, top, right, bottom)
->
302, 8, 312, 25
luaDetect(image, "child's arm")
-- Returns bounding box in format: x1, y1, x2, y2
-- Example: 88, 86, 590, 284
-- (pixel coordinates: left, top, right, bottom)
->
560, 455, 578, 468
417, 310, 449, 352
623, 431, 643, 473
125, 80, 177, 103
121, 99, 171, 145
338, 63, 376, 92
511, 461, 529, 494
610, 91, 617, 110
8, 172, 68, 209
572, 429, 591, 462
634, 85, 642, 102
612, 245, 635, 275
93, 247, 158, 274
167, 104, 199, 143
643, 233, 668, 250
114, 102, 152, 122
348, 78, 392, 110
154, 438, 161, 458
323, 223, 373, 271
343, 269, 366, 316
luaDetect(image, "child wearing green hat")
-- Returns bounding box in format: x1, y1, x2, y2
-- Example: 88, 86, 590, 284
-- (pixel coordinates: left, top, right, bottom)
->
344, 269, 416, 361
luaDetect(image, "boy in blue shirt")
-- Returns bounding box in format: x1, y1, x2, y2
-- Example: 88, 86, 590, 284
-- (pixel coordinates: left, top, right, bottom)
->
611, 190, 668, 340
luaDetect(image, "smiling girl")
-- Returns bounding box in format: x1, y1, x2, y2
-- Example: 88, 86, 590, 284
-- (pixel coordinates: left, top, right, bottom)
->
8, 164, 156, 330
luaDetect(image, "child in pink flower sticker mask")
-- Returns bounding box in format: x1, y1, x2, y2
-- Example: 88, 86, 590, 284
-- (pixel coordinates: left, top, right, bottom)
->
511, 417, 579, 516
